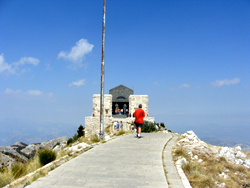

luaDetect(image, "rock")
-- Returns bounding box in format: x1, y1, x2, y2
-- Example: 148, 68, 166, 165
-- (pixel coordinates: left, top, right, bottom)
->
21, 144, 43, 158
188, 151, 193, 158
67, 142, 90, 152
41, 136, 68, 150
219, 172, 228, 179
175, 130, 250, 171
193, 155, 198, 160
235, 159, 244, 165
198, 159, 203, 163
11, 142, 28, 151
235, 146, 242, 151
0, 146, 28, 163
236, 151, 246, 158
0, 152, 15, 169
244, 159, 250, 168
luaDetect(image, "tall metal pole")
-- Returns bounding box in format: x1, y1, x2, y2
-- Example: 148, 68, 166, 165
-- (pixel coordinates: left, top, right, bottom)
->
100, 0, 106, 139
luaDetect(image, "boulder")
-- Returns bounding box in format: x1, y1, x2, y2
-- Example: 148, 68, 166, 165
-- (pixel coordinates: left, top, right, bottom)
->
0, 152, 15, 169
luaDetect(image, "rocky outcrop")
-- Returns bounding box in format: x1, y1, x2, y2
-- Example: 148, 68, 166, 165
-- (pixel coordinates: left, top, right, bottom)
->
175, 131, 250, 168
0, 136, 68, 169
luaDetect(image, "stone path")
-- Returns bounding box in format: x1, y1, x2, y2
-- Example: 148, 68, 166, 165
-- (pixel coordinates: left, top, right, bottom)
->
27, 133, 185, 188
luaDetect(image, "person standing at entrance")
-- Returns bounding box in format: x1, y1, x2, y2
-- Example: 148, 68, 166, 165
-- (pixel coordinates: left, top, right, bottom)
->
133, 104, 145, 138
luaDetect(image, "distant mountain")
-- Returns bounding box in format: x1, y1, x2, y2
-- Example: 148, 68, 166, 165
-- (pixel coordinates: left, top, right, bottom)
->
201, 137, 250, 152
0, 118, 78, 146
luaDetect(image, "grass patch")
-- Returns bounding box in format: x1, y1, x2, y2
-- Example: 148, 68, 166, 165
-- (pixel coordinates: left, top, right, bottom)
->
90, 134, 100, 143
11, 162, 27, 179
173, 146, 190, 162
0, 170, 12, 188
116, 130, 126, 136
104, 124, 112, 135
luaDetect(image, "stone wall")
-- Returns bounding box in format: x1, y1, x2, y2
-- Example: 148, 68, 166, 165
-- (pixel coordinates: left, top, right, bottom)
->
92, 94, 112, 117
85, 117, 113, 137
129, 95, 149, 116
126, 117, 154, 124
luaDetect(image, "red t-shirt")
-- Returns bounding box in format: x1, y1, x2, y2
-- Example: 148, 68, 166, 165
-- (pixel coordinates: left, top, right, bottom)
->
133, 108, 145, 124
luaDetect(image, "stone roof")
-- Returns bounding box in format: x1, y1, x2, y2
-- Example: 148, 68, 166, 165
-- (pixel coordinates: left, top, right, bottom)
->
109, 85, 133, 102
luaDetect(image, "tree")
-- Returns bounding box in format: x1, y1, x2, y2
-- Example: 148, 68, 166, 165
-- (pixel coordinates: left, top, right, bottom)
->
77, 125, 84, 137
160, 122, 165, 128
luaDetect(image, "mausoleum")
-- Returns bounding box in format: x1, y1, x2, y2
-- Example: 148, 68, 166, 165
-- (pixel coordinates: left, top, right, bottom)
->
85, 85, 154, 137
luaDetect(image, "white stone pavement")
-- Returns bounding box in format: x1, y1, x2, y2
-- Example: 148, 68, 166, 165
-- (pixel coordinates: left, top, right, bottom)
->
27, 133, 185, 188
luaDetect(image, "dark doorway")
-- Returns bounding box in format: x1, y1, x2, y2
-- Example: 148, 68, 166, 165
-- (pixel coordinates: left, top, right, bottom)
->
112, 102, 129, 116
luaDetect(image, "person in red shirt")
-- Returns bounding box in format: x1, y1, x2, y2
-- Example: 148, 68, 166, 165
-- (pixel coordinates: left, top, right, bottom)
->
133, 104, 145, 138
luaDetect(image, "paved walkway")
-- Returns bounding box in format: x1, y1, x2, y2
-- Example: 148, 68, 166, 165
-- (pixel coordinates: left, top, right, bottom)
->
27, 133, 184, 188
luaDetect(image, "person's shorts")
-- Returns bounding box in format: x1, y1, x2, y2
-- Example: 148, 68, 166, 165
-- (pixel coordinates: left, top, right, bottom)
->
135, 122, 143, 128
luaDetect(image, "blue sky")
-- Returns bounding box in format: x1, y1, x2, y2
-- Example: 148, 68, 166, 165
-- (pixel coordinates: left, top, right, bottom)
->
0, 0, 249, 145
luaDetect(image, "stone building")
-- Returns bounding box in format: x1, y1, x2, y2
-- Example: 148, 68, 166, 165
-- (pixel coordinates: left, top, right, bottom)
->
85, 85, 154, 137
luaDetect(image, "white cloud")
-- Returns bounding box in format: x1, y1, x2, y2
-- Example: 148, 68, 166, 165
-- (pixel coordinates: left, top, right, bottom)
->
0, 54, 39, 75
170, 83, 190, 90
45, 63, 52, 71
211, 78, 240, 87
58, 38, 94, 67
0, 54, 15, 74
178, 84, 189, 89
27, 90, 43, 96
154, 82, 159, 86
13, 57, 40, 66
69, 79, 85, 87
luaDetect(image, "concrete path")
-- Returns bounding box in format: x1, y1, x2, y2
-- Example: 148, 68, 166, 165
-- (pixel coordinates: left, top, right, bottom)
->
27, 133, 184, 188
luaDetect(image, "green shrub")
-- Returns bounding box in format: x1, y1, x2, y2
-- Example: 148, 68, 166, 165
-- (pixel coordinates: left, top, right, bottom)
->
72, 133, 79, 142
11, 162, 27, 179
38, 149, 56, 166
67, 138, 73, 145
141, 121, 157, 132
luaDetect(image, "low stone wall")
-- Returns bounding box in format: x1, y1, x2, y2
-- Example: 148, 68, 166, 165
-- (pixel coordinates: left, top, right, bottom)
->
85, 117, 113, 137
144, 117, 154, 123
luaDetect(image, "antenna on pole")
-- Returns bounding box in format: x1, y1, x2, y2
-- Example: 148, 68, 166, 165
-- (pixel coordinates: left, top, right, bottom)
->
99, 0, 106, 139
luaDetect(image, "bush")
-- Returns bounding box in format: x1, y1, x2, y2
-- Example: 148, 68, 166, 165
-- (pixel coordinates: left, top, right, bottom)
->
72, 133, 79, 142
141, 121, 157, 133
67, 138, 73, 145
38, 149, 56, 166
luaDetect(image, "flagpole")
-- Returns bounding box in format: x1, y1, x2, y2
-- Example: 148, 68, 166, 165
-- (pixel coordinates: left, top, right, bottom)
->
100, 0, 106, 139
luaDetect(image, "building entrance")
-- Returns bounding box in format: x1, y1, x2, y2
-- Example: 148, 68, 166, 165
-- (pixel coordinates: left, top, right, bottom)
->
112, 102, 129, 115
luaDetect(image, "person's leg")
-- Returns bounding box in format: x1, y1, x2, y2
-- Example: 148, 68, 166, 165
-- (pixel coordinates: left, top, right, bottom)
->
137, 124, 142, 138
138, 127, 141, 135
